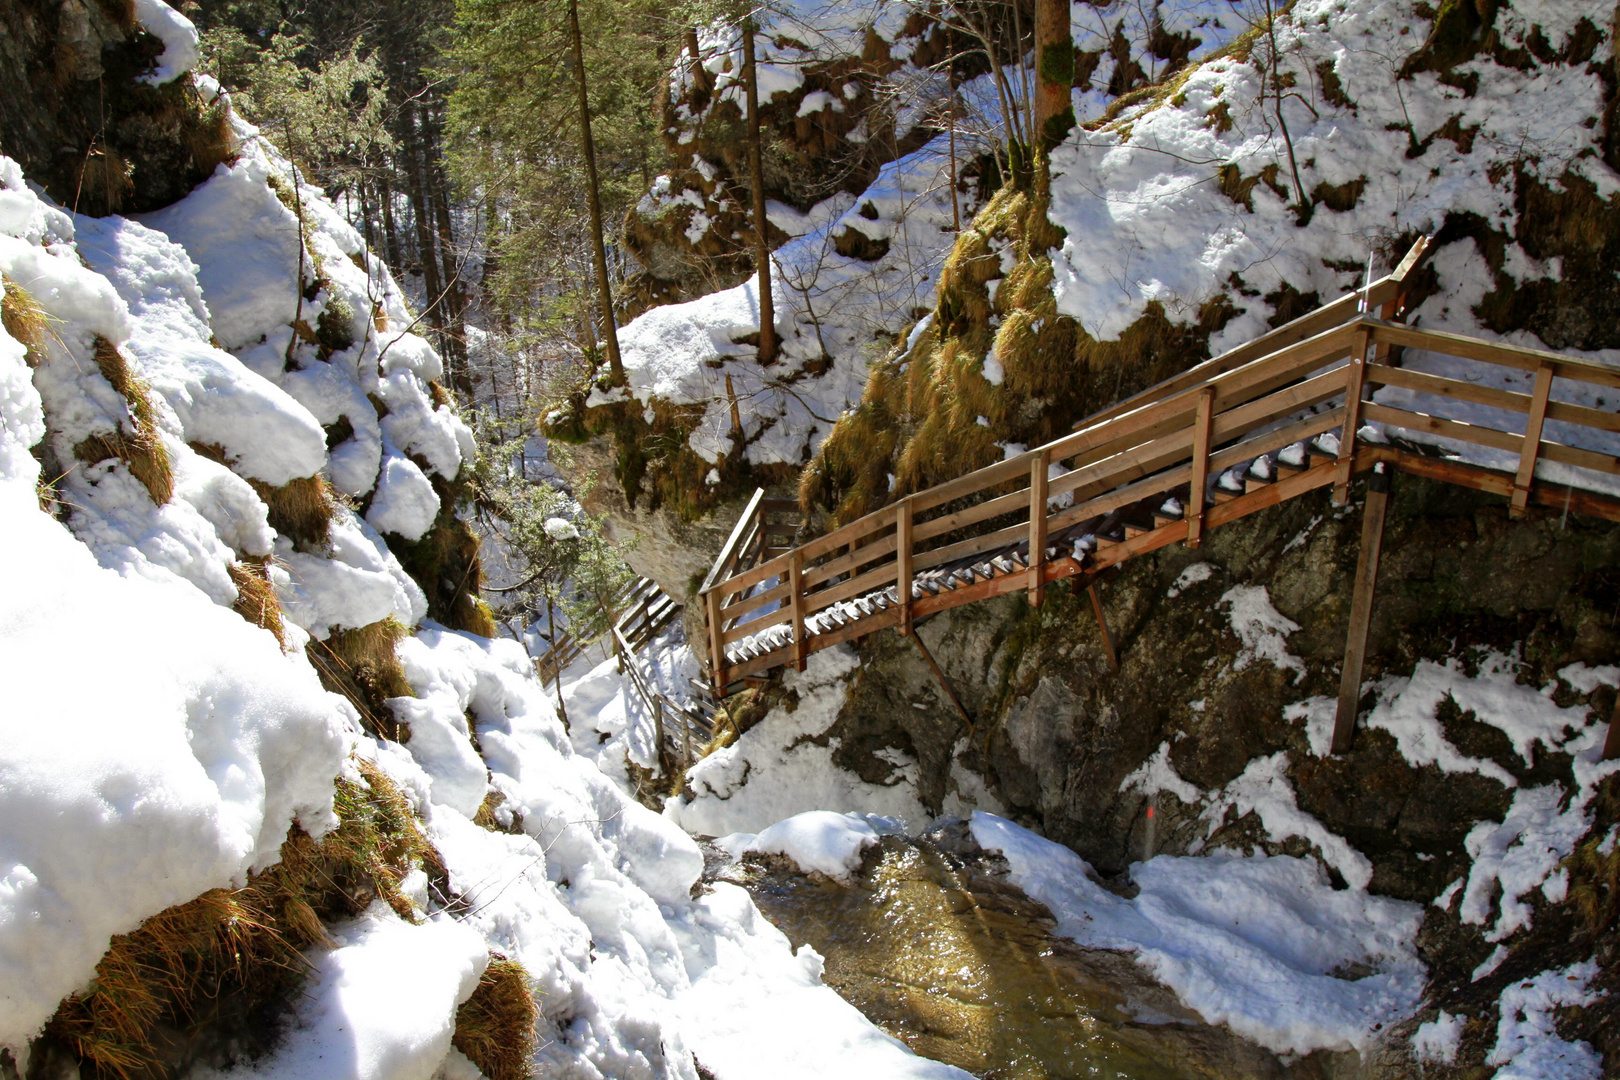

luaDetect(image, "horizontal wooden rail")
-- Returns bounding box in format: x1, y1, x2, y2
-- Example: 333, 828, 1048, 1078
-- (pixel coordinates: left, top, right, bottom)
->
701, 264, 1620, 731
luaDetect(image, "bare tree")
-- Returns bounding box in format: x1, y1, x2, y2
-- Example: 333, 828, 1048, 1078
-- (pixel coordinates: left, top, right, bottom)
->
742, 12, 778, 365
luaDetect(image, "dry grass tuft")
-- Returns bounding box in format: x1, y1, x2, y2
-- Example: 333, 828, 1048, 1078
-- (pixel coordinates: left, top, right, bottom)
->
2, 275, 55, 364
1566, 827, 1620, 935
249, 475, 336, 548
308, 619, 414, 741
46, 759, 436, 1080
453, 956, 538, 1080
229, 560, 287, 649
187, 99, 237, 177
391, 505, 497, 637
472, 790, 523, 835
74, 337, 174, 506
77, 147, 136, 217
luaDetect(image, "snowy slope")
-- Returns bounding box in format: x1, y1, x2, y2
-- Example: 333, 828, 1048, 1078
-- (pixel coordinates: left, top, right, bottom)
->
0, 6, 981, 1072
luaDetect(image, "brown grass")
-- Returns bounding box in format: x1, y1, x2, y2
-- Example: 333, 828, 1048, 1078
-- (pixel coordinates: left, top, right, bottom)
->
308, 619, 414, 741
187, 99, 237, 177
2, 275, 55, 364
452, 956, 538, 1080
248, 475, 336, 548
77, 148, 136, 217
229, 560, 288, 649
74, 337, 174, 506
801, 147, 1234, 525
45, 759, 435, 1080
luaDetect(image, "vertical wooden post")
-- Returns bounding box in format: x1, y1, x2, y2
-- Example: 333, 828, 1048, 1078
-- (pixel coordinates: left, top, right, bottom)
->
1089, 582, 1118, 672
896, 499, 914, 636
789, 550, 807, 672
1187, 387, 1216, 548
1332, 465, 1391, 755
1028, 454, 1048, 606
1511, 363, 1554, 519
705, 589, 726, 692
653, 696, 667, 773
1334, 329, 1373, 505
1605, 695, 1620, 760
681, 703, 692, 772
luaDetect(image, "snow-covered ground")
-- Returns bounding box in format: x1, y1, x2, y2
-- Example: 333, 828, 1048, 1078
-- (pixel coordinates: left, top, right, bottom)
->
0, 5, 979, 1072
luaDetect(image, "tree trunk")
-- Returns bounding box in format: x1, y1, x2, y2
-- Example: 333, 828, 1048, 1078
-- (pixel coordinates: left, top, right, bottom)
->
403, 101, 445, 343
1033, 0, 1073, 148
742, 16, 777, 365
567, 0, 625, 384
380, 175, 403, 275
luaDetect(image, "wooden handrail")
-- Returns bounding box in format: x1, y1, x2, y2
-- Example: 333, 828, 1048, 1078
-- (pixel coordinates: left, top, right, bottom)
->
702, 279, 1620, 701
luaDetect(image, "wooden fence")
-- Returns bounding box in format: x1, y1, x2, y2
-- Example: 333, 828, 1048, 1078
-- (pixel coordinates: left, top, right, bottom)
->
698, 248, 1620, 758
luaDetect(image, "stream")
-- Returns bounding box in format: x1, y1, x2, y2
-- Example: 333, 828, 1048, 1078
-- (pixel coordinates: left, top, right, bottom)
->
708, 824, 1320, 1080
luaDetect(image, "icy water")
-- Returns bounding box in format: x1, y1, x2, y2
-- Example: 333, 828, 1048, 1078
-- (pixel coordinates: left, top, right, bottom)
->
719, 832, 1294, 1080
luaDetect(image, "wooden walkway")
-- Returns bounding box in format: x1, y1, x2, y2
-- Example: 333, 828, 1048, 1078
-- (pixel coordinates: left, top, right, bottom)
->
698, 239, 1620, 759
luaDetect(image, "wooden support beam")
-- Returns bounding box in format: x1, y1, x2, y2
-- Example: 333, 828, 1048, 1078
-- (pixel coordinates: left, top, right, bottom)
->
788, 551, 807, 673
1186, 386, 1215, 548
1028, 455, 1048, 606
910, 630, 974, 733
1089, 581, 1119, 672
1334, 329, 1371, 505
1511, 363, 1554, 519
705, 589, 727, 691
896, 498, 914, 635
1332, 465, 1391, 754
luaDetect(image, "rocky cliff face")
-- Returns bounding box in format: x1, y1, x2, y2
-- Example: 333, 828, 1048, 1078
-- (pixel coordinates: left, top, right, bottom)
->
786, 470, 1620, 1074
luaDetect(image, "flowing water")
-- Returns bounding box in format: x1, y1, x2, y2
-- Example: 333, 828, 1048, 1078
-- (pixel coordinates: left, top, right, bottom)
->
714, 828, 1301, 1080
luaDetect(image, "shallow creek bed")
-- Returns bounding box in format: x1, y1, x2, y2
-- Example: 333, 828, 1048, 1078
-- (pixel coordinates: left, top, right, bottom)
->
702, 822, 1347, 1080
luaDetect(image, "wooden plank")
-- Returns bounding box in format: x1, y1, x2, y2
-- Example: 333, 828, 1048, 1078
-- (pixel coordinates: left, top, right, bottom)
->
1089, 582, 1119, 672
1206, 406, 1347, 476
721, 604, 792, 645
1086, 518, 1190, 571
1076, 281, 1401, 429
789, 551, 807, 672
897, 498, 914, 635
1029, 454, 1048, 606
912, 557, 1083, 619
1361, 402, 1524, 455
1204, 456, 1343, 531
705, 589, 727, 690
1367, 363, 1530, 415
802, 530, 897, 589
910, 630, 974, 731
912, 518, 1031, 573
804, 559, 903, 613
1333, 466, 1391, 754
1369, 322, 1620, 390
1511, 363, 1554, 518
720, 577, 788, 621
702, 487, 766, 594
1047, 462, 1195, 536
1187, 386, 1215, 548
1335, 329, 1370, 504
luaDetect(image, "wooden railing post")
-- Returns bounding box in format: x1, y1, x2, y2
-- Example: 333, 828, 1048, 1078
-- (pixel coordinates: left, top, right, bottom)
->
1187, 386, 1216, 548
1334, 329, 1372, 505
1028, 453, 1048, 606
1332, 464, 1391, 754
896, 498, 913, 635
704, 589, 727, 691
789, 550, 807, 672
1511, 362, 1554, 519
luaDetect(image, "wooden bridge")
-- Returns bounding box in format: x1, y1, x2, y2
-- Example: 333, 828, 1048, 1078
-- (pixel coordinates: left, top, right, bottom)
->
697, 239, 1620, 759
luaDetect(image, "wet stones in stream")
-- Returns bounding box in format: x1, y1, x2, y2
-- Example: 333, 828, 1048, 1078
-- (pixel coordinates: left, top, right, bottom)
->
702, 821, 1352, 1080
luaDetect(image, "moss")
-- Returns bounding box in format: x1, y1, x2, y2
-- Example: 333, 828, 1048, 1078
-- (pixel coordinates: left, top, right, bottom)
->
1039, 43, 1075, 87
1311, 175, 1367, 213
453, 957, 538, 1080
315, 295, 356, 356
43, 759, 436, 1080
307, 618, 414, 741
229, 560, 287, 649
247, 474, 336, 548
75, 336, 173, 506
803, 150, 1234, 526
1, 275, 55, 364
